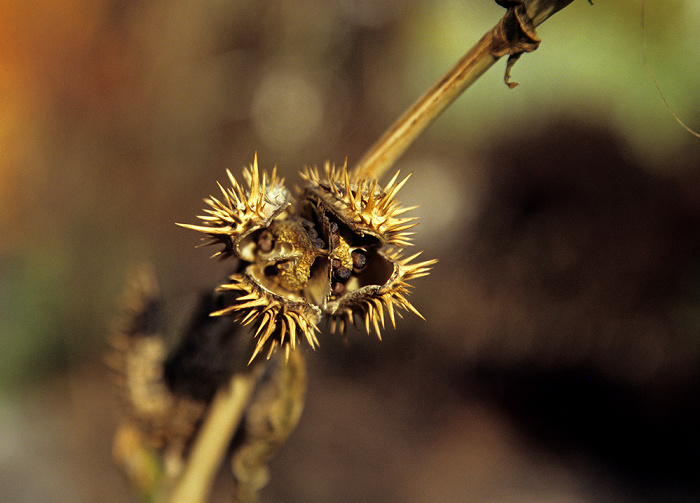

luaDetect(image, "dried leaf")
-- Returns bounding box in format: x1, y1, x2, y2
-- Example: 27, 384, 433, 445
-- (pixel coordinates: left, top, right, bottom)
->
491, 0, 541, 88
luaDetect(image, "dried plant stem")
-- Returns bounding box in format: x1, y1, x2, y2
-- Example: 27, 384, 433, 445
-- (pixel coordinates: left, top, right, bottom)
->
169, 363, 265, 503
351, 33, 495, 181
352, 0, 578, 181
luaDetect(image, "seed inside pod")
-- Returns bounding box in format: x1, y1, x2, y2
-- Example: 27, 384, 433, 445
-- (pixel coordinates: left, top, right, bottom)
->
330, 259, 351, 280
257, 230, 274, 253
335, 266, 351, 281
329, 221, 340, 248
351, 250, 367, 273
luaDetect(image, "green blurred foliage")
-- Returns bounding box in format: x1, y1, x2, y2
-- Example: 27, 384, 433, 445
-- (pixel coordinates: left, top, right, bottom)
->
0, 251, 68, 388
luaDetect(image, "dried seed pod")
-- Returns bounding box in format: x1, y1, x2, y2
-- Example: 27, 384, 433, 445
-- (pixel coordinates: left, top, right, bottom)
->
106, 264, 206, 452
177, 153, 291, 262
325, 251, 437, 339
181, 156, 435, 362
212, 273, 323, 363
299, 162, 419, 248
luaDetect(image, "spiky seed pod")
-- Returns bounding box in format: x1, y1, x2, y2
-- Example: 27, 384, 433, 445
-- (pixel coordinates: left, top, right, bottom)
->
324, 251, 437, 339
181, 155, 436, 362
211, 272, 322, 364
178, 153, 291, 262
299, 162, 418, 248
106, 265, 206, 451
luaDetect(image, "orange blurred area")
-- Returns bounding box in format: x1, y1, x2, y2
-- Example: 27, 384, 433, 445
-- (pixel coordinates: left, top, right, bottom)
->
0, 1, 699, 502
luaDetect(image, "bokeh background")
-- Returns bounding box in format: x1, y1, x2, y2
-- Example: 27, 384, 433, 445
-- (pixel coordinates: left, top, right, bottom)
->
1, 0, 699, 501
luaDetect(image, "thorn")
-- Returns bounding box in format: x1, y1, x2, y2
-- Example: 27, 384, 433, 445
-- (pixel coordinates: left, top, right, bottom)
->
175, 222, 216, 233
372, 310, 382, 340
396, 292, 425, 320
384, 170, 401, 192
390, 205, 418, 216
383, 173, 412, 204
384, 295, 396, 329
264, 340, 277, 360
363, 180, 377, 216
248, 343, 264, 364
209, 305, 237, 317
278, 317, 287, 346
233, 298, 269, 310
374, 298, 385, 329
287, 314, 297, 350
249, 153, 260, 203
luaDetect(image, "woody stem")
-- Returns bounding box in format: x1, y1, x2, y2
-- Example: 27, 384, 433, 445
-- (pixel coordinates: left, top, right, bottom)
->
351, 0, 577, 181
169, 363, 265, 503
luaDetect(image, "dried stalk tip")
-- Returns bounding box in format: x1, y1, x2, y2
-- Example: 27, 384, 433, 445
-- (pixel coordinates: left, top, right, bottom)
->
181, 156, 436, 363
491, 0, 584, 87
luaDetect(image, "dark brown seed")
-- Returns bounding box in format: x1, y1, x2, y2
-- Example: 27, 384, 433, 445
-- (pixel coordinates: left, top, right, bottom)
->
329, 222, 340, 248
351, 250, 367, 273
334, 266, 351, 280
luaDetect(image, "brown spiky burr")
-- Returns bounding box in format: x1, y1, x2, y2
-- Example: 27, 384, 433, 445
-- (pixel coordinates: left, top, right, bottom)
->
180, 156, 436, 363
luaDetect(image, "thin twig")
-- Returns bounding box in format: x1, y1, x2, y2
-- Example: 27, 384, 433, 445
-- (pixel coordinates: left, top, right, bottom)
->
351, 32, 495, 181
351, 0, 578, 181
169, 363, 265, 503
641, 0, 700, 138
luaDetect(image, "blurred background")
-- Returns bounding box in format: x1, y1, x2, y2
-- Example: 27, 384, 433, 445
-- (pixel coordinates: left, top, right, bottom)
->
1, 0, 699, 501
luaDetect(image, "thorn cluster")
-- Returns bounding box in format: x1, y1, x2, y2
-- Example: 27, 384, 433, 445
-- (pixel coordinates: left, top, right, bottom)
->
211, 273, 321, 364
177, 153, 290, 260
181, 155, 436, 363
326, 251, 437, 340
301, 162, 418, 247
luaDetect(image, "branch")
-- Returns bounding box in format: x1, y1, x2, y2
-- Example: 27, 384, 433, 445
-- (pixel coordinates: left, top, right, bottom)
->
351, 0, 581, 181
169, 363, 265, 503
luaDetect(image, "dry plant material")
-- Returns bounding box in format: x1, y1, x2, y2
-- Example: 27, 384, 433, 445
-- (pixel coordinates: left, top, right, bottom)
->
108, 156, 436, 501
109, 1, 585, 501
179, 155, 436, 363
230, 349, 307, 503
491, 0, 543, 88
107, 265, 205, 458
108, 265, 308, 502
